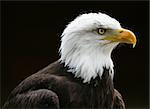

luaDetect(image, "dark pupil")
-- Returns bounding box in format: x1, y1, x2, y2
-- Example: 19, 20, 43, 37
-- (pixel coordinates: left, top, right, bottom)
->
98, 28, 105, 34
100, 29, 104, 34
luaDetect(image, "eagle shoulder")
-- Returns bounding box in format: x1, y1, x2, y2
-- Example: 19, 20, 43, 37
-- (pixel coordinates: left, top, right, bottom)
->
3, 61, 68, 109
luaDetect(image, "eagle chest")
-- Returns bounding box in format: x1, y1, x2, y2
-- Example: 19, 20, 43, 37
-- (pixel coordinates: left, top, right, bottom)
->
62, 77, 114, 109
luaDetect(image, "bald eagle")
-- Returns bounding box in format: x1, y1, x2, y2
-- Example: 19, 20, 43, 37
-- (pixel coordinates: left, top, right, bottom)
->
3, 12, 136, 109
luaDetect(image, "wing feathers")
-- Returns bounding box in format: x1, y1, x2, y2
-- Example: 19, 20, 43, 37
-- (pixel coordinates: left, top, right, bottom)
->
3, 89, 60, 109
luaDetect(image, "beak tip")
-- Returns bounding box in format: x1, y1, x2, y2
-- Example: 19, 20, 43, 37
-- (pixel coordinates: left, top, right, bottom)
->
132, 39, 137, 48
133, 44, 136, 48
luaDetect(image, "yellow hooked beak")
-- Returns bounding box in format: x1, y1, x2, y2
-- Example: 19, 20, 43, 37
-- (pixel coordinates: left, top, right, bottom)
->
101, 28, 137, 48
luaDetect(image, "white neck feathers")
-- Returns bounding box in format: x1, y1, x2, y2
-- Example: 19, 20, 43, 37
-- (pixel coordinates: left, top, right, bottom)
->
59, 13, 120, 83
59, 32, 116, 83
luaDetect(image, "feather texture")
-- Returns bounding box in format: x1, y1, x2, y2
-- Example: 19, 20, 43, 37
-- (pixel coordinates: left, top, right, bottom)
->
3, 61, 125, 109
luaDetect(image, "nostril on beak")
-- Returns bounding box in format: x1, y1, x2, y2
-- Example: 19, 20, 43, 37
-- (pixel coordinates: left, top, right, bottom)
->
119, 30, 123, 33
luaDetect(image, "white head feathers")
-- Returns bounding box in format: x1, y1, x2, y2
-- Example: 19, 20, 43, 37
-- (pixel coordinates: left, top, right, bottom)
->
59, 12, 122, 83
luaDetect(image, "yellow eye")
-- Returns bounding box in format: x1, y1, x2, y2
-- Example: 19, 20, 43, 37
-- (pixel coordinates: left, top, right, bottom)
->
98, 28, 106, 35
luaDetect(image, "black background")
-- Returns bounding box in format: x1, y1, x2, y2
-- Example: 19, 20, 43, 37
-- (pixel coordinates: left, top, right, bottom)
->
1, 1, 149, 108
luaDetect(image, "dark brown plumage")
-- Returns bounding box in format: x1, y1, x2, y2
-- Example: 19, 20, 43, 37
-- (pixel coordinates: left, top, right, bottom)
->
3, 61, 125, 109
3, 12, 136, 109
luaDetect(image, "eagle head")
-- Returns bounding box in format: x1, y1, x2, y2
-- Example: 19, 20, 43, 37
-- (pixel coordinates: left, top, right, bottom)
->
59, 12, 136, 83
